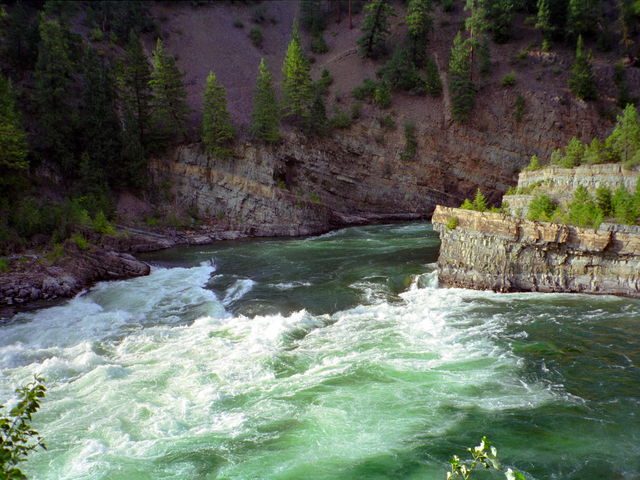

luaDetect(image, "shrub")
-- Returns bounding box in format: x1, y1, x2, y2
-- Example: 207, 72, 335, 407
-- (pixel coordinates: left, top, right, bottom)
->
71, 233, 89, 250
91, 211, 116, 235
446, 216, 459, 230
316, 68, 333, 95
424, 58, 442, 97
310, 34, 328, 54
595, 185, 612, 217
45, 242, 65, 264
89, 28, 104, 42
400, 122, 418, 161
501, 72, 516, 87
249, 27, 263, 48
0, 377, 47, 479
251, 4, 267, 23
374, 82, 391, 108
329, 108, 351, 129
524, 155, 541, 171
233, 19, 244, 28
442, 0, 455, 12
460, 189, 488, 212
565, 185, 603, 228
352, 78, 378, 101
527, 194, 557, 221
351, 102, 362, 120
612, 185, 637, 225
0, 257, 9, 272
378, 113, 395, 130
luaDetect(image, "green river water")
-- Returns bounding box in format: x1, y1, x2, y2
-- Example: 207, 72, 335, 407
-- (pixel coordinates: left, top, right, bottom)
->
1, 223, 639, 479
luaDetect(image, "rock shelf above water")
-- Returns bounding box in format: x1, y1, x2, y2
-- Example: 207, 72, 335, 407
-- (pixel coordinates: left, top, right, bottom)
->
432, 205, 640, 298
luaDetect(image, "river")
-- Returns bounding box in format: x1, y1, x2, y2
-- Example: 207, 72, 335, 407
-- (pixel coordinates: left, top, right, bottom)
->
1, 223, 639, 479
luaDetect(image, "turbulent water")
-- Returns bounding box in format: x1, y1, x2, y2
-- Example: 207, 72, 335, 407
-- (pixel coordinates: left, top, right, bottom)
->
1, 223, 639, 480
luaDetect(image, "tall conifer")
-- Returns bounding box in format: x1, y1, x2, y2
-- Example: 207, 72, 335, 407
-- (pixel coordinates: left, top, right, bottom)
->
568, 35, 597, 101
202, 72, 233, 157
33, 15, 75, 169
448, 32, 475, 122
281, 21, 313, 119
149, 38, 190, 142
0, 75, 28, 172
250, 59, 280, 142
406, 0, 432, 66
357, 0, 396, 59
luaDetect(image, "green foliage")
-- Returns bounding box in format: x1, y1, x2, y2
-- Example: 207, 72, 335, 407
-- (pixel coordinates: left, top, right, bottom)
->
329, 107, 352, 129
374, 81, 392, 108
250, 59, 280, 142
310, 33, 328, 53
501, 72, 516, 86
0, 75, 28, 172
479, 37, 491, 75
81, 46, 123, 189
424, 58, 443, 97
565, 184, 603, 228
527, 194, 557, 221
613, 62, 635, 109
352, 78, 378, 101
116, 31, 154, 186
485, 0, 515, 43
249, 27, 263, 47
351, 102, 363, 120
551, 137, 585, 168
582, 137, 606, 164
378, 113, 395, 130
149, 38, 190, 142
0, 257, 8, 273
569, 35, 597, 101
606, 104, 640, 164
460, 188, 488, 211
202, 72, 234, 156
406, 0, 432, 66
595, 185, 612, 217
448, 32, 475, 122
91, 210, 115, 235
85, 1, 153, 44
524, 155, 541, 171
71, 233, 89, 250
514, 95, 526, 122
281, 21, 313, 119
1, 1, 40, 70
446, 216, 459, 229
566, 0, 599, 39
315, 68, 333, 95
400, 122, 418, 160
357, 0, 396, 59
33, 16, 76, 170
612, 185, 637, 224
0, 376, 47, 480
300, 0, 327, 34
448, 437, 502, 480
304, 92, 330, 136
377, 46, 425, 94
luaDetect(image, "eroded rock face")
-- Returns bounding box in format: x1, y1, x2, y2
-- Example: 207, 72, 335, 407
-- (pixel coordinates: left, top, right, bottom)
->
432, 206, 640, 297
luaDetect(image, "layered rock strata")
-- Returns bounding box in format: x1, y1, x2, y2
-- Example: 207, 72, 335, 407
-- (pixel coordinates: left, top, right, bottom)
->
504, 164, 640, 217
432, 206, 640, 297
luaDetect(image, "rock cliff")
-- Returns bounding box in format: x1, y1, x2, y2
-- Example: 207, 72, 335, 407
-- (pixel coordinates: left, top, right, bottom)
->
431, 205, 640, 297
504, 164, 640, 217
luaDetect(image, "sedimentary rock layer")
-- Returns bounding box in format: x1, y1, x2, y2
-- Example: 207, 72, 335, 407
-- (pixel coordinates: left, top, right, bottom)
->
432, 206, 640, 297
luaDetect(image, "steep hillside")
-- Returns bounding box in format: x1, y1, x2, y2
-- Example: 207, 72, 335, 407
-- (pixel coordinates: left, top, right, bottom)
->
146, 0, 639, 217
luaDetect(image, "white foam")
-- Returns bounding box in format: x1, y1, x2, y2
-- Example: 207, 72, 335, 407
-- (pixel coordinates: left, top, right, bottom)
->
222, 278, 256, 306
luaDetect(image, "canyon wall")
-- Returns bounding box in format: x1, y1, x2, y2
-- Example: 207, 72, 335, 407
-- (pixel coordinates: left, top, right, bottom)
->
431, 206, 640, 297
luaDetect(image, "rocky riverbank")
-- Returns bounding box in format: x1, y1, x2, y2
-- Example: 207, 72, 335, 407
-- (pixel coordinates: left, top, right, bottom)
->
431, 205, 640, 297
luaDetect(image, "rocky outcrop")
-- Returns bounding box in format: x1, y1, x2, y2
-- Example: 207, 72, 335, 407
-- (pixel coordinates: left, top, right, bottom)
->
0, 243, 150, 316
504, 164, 640, 217
432, 206, 640, 297
148, 133, 455, 237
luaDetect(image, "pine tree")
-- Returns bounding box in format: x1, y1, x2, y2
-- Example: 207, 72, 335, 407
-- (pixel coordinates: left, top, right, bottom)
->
250, 59, 280, 142
202, 72, 233, 157
566, 0, 599, 39
300, 0, 326, 34
281, 21, 313, 119
465, 0, 489, 40
357, 0, 396, 59
406, 0, 432, 66
117, 31, 153, 155
1, 1, 40, 70
149, 38, 190, 143
80, 46, 123, 188
448, 32, 475, 122
535, 0, 555, 47
606, 104, 640, 163
568, 35, 597, 101
33, 15, 76, 170
424, 57, 442, 96
485, 0, 515, 43
0, 74, 28, 171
